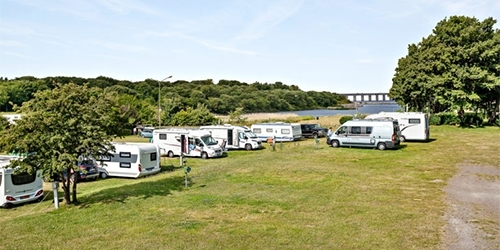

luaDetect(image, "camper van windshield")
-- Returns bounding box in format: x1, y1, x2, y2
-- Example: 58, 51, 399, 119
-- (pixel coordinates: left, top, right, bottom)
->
245, 131, 258, 138
201, 136, 219, 146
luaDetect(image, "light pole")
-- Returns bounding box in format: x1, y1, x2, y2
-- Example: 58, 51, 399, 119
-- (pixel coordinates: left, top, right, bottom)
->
158, 75, 172, 128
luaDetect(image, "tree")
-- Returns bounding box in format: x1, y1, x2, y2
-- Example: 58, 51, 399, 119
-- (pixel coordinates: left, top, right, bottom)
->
390, 16, 500, 121
0, 83, 124, 205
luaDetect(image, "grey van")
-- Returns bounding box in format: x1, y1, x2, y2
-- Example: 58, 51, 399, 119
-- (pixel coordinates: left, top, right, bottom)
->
328, 119, 401, 150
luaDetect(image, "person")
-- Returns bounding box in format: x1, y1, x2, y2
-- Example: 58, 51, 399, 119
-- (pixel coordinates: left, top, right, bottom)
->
327, 127, 333, 137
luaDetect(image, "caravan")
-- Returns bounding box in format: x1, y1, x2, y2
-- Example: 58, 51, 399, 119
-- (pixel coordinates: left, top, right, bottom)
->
250, 122, 302, 142
152, 129, 224, 159
0, 156, 44, 208
365, 112, 429, 141
97, 143, 161, 179
328, 119, 401, 150
200, 124, 262, 150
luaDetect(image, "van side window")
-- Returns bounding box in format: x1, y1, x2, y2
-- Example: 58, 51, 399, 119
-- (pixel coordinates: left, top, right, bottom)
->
119, 152, 131, 158
408, 119, 421, 124
266, 128, 273, 133
281, 129, 290, 134
336, 126, 347, 135
11, 172, 36, 185
159, 134, 167, 140
366, 127, 373, 134
350, 126, 362, 134
150, 152, 157, 161
253, 128, 261, 134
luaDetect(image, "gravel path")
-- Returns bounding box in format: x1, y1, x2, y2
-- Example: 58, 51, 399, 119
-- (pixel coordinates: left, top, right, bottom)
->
442, 165, 500, 249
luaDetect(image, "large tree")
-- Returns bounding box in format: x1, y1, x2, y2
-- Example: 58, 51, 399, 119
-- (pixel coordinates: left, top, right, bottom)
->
390, 16, 500, 121
0, 83, 124, 205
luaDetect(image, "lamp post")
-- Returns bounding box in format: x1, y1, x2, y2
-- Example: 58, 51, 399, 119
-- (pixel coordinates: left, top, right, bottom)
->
158, 75, 172, 128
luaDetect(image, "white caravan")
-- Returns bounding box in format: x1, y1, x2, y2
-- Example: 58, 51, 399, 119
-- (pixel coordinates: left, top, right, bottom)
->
250, 122, 303, 142
97, 143, 161, 179
200, 124, 262, 150
327, 119, 401, 150
0, 155, 44, 208
152, 129, 224, 159
365, 112, 429, 141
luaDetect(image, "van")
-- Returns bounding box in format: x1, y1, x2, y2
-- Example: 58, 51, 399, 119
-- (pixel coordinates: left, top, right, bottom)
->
250, 122, 302, 142
327, 119, 401, 150
97, 143, 161, 179
200, 124, 262, 150
0, 155, 44, 208
364, 112, 429, 141
152, 129, 224, 159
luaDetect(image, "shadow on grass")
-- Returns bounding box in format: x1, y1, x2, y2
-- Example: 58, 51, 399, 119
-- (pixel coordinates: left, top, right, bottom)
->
404, 138, 437, 143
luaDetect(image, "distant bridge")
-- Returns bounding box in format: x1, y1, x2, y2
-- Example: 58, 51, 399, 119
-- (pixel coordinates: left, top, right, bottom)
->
340, 92, 394, 103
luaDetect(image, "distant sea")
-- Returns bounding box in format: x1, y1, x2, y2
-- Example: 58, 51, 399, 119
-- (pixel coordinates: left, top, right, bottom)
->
276, 104, 403, 117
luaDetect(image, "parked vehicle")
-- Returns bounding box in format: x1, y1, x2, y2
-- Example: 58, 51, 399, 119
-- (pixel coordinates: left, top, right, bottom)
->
327, 119, 401, 150
72, 158, 99, 181
300, 123, 328, 138
97, 143, 161, 179
0, 155, 44, 208
250, 122, 302, 142
200, 124, 262, 150
152, 129, 224, 159
364, 112, 429, 141
140, 127, 154, 138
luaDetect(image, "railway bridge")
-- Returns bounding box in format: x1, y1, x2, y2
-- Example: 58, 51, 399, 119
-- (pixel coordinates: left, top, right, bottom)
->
340, 92, 394, 103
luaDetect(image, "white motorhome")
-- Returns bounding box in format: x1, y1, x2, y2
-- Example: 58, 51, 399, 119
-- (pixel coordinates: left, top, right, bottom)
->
152, 129, 224, 159
97, 143, 161, 179
0, 155, 44, 208
327, 119, 401, 150
365, 112, 429, 141
250, 122, 302, 142
200, 124, 262, 150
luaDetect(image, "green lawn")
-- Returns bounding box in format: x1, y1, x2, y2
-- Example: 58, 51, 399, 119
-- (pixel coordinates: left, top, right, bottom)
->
1, 125, 499, 250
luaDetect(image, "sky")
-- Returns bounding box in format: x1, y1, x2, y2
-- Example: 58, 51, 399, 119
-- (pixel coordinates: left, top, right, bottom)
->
1, 0, 499, 94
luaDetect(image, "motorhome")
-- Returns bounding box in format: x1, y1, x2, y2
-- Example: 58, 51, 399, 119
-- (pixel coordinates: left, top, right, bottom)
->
200, 124, 262, 150
0, 155, 44, 208
152, 129, 224, 159
250, 122, 302, 142
97, 143, 161, 179
327, 119, 401, 150
364, 112, 429, 141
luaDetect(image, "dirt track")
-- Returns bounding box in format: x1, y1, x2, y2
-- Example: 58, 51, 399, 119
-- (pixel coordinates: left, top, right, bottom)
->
442, 165, 500, 249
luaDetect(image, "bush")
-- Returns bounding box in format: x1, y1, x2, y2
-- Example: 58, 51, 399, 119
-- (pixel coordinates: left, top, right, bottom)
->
339, 116, 353, 125
462, 113, 484, 127
429, 115, 441, 125
439, 112, 460, 125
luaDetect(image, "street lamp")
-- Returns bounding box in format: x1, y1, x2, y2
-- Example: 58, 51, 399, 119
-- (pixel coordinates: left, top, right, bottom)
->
158, 75, 173, 128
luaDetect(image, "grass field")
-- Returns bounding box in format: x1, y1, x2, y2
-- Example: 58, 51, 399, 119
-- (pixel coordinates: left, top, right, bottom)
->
1, 122, 499, 250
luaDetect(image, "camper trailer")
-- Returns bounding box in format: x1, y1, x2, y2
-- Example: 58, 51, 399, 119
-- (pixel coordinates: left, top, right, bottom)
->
200, 124, 262, 150
97, 143, 161, 179
0, 156, 44, 208
152, 129, 224, 159
250, 122, 302, 142
327, 119, 401, 150
365, 112, 429, 141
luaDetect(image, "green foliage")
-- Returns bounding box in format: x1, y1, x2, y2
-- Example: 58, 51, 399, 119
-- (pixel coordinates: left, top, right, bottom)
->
228, 107, 247, 125
0, 83, 124, 205
429, 115, 441, 125
462, 113, 484, 127
171, 104, 217, 126
339, 116, 353, 124
438, 112, 460, 125
0, 115, 10, 131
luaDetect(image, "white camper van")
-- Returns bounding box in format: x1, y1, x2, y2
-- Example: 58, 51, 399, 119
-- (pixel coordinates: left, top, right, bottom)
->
365, 112, 429, 141
0, 156, 44, 208
328, 119, 401, 150
152, 129, 224, 159
250, 122, 302, 142
200, 124, 262, 150
97, 143, 161, 179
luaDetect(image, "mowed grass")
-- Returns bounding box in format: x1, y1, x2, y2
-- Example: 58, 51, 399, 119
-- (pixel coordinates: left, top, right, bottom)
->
1, 124, 499, 250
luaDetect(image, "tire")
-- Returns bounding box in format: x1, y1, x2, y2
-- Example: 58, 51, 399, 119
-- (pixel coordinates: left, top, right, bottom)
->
400, 136, 406, 142
330, 140, 340, 148
167, 151, 174, 158
3, 203, 13, 209
312, 132, 318, 138
201, 152, 208, 159
245, 144, 252, 151
377, 142, 387, 150
100, 172, 108, 179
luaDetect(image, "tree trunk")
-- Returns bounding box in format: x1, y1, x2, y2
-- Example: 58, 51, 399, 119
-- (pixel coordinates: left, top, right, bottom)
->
71, 177, 78, 204
62, 169, 71, 205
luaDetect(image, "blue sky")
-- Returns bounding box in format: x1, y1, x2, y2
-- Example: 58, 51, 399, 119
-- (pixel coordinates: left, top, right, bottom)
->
1, 0, 499, 93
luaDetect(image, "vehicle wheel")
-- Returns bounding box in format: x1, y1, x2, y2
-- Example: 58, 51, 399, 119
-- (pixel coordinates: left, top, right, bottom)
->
312, 132, 318, 138
100, 172, 108, 179
201, 152, 208, 159
377, 142, 387, 150
330, 140, 339, 148
37, 196, 44, 202
245, 144, 252, 151
400, 136, 406, 142
3, 203, 13, 209
167, 151, 174, 158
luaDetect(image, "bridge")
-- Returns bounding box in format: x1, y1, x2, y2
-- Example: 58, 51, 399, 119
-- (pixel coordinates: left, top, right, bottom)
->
340, 92, 394, 103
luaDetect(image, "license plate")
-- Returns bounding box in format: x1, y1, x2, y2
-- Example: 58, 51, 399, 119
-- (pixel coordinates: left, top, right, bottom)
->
20, 195, 30, 199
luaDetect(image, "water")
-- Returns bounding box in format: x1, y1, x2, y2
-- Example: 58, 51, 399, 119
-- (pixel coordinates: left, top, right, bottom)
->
276, 104, 403, 117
